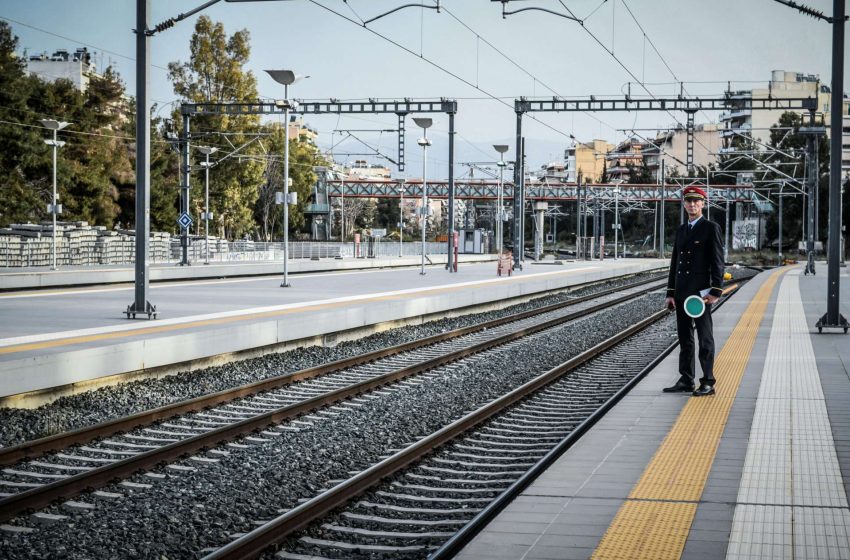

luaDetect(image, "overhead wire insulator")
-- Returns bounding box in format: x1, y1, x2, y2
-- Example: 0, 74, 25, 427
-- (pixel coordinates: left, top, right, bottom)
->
151, 18, 176, 35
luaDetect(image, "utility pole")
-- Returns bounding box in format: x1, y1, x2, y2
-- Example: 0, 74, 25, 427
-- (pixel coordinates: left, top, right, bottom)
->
180, 115, 191, 266
575, 172, 583, 258
660, 159, 666, 259
513, 111, 523, 269
126, 0, 156, 319
724, 191, 730, 263
802, 110, 822, 276
817, 0, 848, 333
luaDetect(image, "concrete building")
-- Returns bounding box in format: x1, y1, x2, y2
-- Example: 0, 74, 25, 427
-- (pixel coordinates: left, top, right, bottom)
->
287, 115, 318, 144
606, 138, 648, 182
721, 70, 831, 145
531, 161, 568, 182
564, 139, 614, 182
348, 160, 392, 180
25, 48, 97, 92
643, 124, 722, 181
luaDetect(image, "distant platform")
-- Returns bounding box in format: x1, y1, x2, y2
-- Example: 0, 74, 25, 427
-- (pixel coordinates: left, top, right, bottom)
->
455, 265, 850, 560
0, 258, 666, 402
0, 253, 493, 290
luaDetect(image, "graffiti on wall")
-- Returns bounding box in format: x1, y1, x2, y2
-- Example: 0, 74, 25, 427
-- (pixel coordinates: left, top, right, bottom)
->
732, 219, 761, 250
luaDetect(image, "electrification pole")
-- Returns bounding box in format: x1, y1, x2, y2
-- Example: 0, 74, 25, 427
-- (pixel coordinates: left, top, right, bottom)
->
817, 0, 848, 332
126, 0, 155, 319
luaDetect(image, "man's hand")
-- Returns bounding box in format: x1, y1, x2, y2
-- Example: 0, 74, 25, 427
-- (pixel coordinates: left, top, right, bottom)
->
665, 297, 675, 310
704, 294, 719, 305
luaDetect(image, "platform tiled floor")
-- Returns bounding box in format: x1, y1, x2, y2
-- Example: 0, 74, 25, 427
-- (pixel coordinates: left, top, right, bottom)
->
455, 267, 850, 560
726, 271, 850, 559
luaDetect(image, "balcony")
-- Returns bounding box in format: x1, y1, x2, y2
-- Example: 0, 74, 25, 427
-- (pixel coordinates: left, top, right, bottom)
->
720, 124, 751, 138
720, 108, 751, 122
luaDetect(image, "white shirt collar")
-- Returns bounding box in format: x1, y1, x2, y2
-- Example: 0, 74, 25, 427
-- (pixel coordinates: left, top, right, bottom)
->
688, 215, 702, 228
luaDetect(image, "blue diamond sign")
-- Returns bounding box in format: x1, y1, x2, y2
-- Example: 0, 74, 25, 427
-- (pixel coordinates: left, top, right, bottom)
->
177, 212, 193, 230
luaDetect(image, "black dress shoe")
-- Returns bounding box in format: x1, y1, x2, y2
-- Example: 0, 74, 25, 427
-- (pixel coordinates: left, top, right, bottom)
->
663, 380, 694, 393
692, 384, 716, 397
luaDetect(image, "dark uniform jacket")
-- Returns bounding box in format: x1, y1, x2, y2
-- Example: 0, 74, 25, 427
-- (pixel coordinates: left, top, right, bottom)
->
666, 217, 724, 301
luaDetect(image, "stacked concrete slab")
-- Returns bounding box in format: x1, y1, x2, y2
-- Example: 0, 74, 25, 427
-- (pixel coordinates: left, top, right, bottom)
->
168, 236, 228, 261
0, 222, 172, 267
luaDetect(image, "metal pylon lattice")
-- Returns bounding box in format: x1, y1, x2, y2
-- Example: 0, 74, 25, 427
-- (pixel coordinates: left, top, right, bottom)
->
397, 113, 406, 172
685, 110, 696, 175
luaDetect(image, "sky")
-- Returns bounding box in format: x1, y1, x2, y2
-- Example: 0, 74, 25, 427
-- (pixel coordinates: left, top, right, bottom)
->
1, 0, 844, 179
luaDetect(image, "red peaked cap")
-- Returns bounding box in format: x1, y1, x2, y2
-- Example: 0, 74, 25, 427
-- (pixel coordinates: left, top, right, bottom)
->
683, 186, 707, 200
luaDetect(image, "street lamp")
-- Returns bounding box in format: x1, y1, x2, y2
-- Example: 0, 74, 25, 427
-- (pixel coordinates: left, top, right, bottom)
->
413, 117, 433, 276
266, 69, 308, 287
196, 146, 217, 265
40, 119, 69, 270
398, 179, 406, 257
493, 144, 510, 255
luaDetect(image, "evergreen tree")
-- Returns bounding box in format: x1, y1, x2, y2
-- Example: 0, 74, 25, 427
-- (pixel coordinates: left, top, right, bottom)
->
253, 123, 329, 240
0, 22, 48, 225
0, 22, 129, 228
168, 16, 264, 239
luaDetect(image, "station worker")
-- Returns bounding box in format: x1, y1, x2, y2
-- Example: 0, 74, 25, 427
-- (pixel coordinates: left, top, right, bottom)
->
663, 185, 724, 397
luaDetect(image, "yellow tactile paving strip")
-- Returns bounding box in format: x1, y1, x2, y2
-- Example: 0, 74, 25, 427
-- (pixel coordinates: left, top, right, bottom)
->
591, 267, 790, 560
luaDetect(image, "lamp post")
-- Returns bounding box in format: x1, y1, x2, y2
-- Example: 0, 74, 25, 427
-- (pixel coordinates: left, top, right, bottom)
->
493, 144, 509, 255
266, 69, 307, 287
40, 119, 69, 270
413, 117, 433, 275
398, 179, 405, 257
197, 146, 217, 265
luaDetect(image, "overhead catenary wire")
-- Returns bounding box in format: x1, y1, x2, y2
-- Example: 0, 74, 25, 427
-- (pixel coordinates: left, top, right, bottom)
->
553, 0, 714, 156
434, 0, 618, 134
307, 0, 574, 141
0, 15, 280, 106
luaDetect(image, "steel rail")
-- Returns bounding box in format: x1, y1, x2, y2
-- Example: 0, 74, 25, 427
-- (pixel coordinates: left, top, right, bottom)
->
0, 280, 665, 523
430, 281, 743, 559
0, 274, 663, 467
202, 307, 671, 560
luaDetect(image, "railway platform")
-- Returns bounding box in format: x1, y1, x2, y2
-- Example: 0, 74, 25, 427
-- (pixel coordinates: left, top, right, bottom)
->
0, 258, 665, 404
0, 253, 493, 291
454, 265, 850, 560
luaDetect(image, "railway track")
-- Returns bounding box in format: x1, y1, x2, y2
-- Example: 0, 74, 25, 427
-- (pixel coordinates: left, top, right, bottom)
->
200, 282, 744, 560
0, 275, 666, 524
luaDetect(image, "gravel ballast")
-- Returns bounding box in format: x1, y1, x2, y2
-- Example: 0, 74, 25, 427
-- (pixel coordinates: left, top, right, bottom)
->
0, 271, 668, 448
2, 291, 667, 559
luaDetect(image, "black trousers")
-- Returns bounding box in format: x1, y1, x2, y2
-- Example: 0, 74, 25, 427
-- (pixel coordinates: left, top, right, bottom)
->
675, 299, 715, 386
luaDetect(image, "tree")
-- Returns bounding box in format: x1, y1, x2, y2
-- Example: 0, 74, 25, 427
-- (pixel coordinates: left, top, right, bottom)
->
255, 157, 281, 241
0, 22, 130, 228
253, 124, 328, 240
168, 16, 264, 239
626, 162, 651, 184
118, 107, 181, 232
599, 160, 609, 184
52, 70, 128, 226
0, 22, 50, 225
763, 111, 830, 249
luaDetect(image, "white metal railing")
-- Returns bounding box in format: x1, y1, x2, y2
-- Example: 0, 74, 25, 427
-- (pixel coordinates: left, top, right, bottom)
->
168, 240, 450, 263
0, 239, 459, 268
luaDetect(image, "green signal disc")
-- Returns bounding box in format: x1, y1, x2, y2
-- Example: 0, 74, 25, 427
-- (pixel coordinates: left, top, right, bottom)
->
684, 295, 706, 318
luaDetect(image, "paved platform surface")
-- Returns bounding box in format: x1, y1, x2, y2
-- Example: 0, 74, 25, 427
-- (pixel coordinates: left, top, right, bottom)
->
455, 265, 850, 560
0, 259, 666, 399
0, 253, 492, 290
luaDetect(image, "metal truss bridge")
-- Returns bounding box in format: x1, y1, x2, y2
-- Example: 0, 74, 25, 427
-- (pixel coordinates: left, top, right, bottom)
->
327, 180, 759, 203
